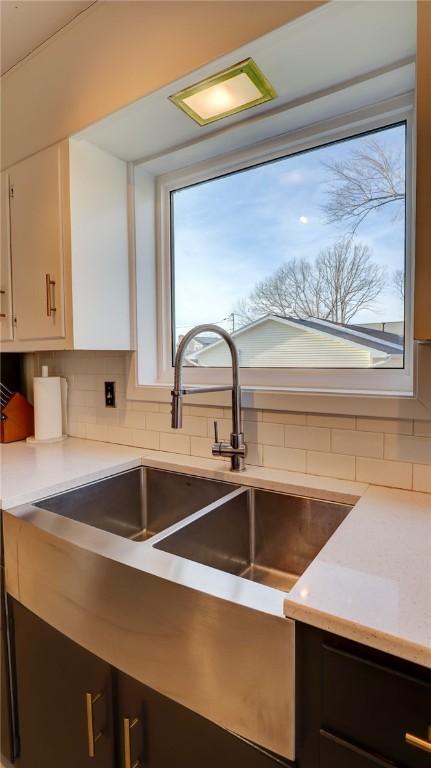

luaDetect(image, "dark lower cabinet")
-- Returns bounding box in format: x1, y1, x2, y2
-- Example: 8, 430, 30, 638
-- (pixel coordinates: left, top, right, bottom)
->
296, 623, 431, 768
12, 600, 115, 768
116, 669, 288, 768
319, 731, 396, 768
10, 599, 289, 768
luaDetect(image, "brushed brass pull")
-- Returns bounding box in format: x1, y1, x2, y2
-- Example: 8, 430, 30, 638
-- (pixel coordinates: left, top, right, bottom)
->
45, 273, 57, 316
405, 727, 431, 754
123, 717, 140, 768
85, 692, 103, 758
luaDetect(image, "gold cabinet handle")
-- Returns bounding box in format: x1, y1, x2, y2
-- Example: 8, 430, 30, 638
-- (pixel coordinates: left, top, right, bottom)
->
123, 717, 140, 768
85, 692, 103, 758
45, 273, 57, 316
405, 727, 431, 754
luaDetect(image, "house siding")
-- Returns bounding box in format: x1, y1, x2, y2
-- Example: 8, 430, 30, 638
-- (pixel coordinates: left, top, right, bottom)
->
195, 320, 376, 368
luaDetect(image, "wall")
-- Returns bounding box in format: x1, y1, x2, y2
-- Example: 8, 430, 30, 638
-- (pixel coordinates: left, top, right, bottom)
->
1, 0, 324, 169
32, 350, 431, 493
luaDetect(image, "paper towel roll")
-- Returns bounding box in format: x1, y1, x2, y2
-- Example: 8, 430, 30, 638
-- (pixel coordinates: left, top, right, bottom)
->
33, 376, 63, 441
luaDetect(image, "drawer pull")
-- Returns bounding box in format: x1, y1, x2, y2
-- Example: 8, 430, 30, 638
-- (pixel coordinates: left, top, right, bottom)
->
405, 727, 431, 754
85, 691, 103, 758
123, 716, 140, 768
45, 273, 57, 316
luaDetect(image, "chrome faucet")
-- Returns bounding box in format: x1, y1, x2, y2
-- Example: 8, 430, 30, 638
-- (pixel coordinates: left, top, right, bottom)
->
171, 324, 247, 471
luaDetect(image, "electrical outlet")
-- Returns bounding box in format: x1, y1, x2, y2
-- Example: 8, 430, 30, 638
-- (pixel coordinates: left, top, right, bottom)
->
104, 381, 116, 408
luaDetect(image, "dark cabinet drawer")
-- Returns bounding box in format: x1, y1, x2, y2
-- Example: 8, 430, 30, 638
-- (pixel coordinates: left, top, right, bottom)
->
320, 731, 399, 768
322, 644, 431, 768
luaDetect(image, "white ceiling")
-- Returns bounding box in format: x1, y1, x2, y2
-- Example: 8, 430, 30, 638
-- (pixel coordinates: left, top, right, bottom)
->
77, 1, 416, 166
0, 0, 95, 75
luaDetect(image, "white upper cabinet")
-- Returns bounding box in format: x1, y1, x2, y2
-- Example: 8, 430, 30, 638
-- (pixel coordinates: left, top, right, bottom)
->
9, 145, 66, 343
2, 139, 131, 351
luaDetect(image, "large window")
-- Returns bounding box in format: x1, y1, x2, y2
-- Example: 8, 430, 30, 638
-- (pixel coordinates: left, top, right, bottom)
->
171, 122, 407, 373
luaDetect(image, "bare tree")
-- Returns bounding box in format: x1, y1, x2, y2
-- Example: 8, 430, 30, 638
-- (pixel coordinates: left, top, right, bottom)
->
322, 138, 405, 234
235, 240, 386, 326
392, 268, 405, 301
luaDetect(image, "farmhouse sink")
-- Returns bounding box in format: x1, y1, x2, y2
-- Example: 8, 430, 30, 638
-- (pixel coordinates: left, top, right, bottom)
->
35, 466, 236, 541
155, 487, 352, 591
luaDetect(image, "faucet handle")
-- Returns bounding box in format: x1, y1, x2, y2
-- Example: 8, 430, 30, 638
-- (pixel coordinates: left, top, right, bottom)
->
213, 420, 219, 443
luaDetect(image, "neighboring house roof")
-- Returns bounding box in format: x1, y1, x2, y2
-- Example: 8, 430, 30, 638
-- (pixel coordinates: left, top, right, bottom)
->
282, 317, 403, 355
194, 335, 219, 348
190, 315, 404, 368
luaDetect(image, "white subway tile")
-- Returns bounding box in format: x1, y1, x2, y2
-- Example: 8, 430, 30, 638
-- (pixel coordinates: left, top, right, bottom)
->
262, 410, 306, 425
384, 434, 431, 465
332, 429, 383, 458
105, 426, 134, 445
263, 445, 306, 472
124, 411, 147, 429
130, 401, 159, 413
160, 432, 190, 455
95, 407, 120, 425
221, 407, 261, 422
412, 464, 431, 493
207, 418, 232, 439
85, 424, 109, 442
130, 429, 159, 450
356, 457, 412, 489
190, 436, 215, 459
244, 421, 284, 446
72, 374, 98, 390
307, 414, 355, 430
307, 451, 355, 481
146, 412, 172, 432
284, 425, 330, 451
414, 420, 431, 437
357, 417, 412, 435
69, 405, 97, 424
180, 416, 208, 437
184, 405, 224, 419
103, 355, 126, 375
246, 443, 263, 467
68, 422, 87, 439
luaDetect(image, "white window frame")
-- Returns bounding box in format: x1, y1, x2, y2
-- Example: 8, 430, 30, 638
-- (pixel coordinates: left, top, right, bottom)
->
155, 97, 415, 396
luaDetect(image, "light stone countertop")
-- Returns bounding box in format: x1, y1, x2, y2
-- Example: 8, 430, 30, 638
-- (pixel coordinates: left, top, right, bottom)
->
1, 436, 430, 667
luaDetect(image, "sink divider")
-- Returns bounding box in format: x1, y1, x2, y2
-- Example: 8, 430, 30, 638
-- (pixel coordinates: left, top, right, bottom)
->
148, 485, 248, 548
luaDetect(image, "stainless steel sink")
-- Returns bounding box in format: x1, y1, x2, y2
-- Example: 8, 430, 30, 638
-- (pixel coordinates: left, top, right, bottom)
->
155, 487, 351, 591
35, 467, 236, 541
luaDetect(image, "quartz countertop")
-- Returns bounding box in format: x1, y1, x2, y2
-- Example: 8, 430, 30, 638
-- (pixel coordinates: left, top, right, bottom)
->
2, 436, 430, 667
0, 438, 142, 508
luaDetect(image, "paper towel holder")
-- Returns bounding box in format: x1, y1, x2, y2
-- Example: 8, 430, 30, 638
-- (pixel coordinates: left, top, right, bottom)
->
26, 366, 68, 445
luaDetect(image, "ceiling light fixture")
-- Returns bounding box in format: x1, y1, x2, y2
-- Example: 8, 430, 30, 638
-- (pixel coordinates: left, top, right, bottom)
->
169, 58, 277, 126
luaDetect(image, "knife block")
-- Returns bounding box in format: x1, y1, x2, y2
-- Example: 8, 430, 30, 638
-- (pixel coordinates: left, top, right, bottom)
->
0, 392, 34, 443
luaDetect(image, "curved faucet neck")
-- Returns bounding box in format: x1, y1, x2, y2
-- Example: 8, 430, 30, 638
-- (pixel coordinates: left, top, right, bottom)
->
173, 324, 242, 437
174, 324, 240, 391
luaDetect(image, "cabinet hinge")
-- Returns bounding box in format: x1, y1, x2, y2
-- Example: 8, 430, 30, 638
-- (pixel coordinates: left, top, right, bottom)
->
9, 184, 14, 199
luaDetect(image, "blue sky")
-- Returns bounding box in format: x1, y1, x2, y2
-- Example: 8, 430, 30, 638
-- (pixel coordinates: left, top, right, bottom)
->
171, 123, 406, 338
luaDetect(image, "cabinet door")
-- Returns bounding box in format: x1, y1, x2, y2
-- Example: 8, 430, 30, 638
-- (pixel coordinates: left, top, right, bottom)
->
0, 171, 14, 341
116, 669, 289, 768
320, 731, 397, 768
9, 145, 66, 341
12, 600, 114, 768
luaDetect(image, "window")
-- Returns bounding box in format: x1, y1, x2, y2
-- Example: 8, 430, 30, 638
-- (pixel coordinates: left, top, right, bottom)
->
150, 99, 414, 395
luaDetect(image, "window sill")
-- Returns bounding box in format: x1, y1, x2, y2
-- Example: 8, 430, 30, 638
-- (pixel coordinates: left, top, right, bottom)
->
126, 343, 431, 420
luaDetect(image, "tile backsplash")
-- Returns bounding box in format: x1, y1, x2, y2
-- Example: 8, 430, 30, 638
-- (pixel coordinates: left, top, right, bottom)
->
29, 351, 431, 493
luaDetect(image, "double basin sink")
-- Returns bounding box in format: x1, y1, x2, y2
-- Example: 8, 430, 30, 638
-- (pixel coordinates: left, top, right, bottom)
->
13, 464, 354, 759
36, 465, 351, 594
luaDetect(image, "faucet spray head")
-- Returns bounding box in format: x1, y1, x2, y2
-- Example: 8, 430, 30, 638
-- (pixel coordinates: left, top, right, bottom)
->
171, 390, 183, 429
